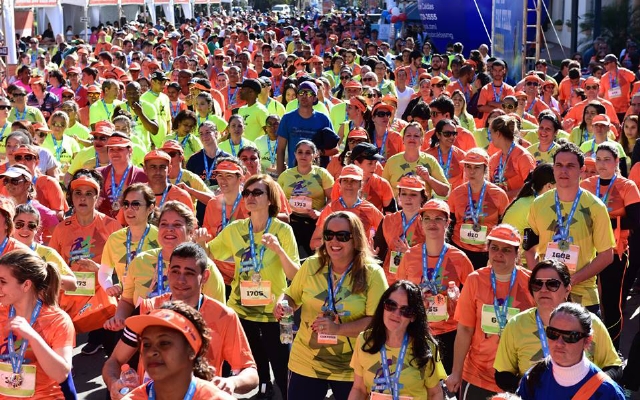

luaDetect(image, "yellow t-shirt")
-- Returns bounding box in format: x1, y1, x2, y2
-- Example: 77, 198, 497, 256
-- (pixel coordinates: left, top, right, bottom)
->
527, 189, 616, 306
89, 99, 125, 126
382, 152, 449, 196
502, 195, 534, 266
207, 218, 300, 322
526, 142, 559, 165
7, 106, 45, 124
140, 90, 172, 138
123, 100, 160, 150
262, 97, 286, 117
65, 122, 91, 142
494, 307, 622, 377
41, 134, 81, 176
254, 135, 280, 173
278, 165, 334, 210
165, 134, 203, 162
285, 256, 389, 381
238, 102, 270, 141
169, 168, 213, 208
350, 332, 447, 399
33, 243, 74, 278
101, 225, 160, 285
196, 113, 228, 133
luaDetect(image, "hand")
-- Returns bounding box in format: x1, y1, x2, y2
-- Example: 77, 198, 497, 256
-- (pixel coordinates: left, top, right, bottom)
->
104, 316, 125, 331
273, 301, 286, 320
562, 118, 576, 131
131, 102, 143, 115
176, 182, 190, 192
73, 258, 100, 272
212, 376, 237, 395
445, 371, 462, 393
106, 286, 123, 297
192, 228, 213, 248
261, 233, 282, 254
311, 315, 339, 335
416, 166, 431, 182
109, 379, 128, 400
393, 237, 410, 253
9, 316, 38, 342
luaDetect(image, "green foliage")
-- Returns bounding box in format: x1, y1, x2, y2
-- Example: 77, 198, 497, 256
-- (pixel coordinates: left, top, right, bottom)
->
579, 0, 640, 55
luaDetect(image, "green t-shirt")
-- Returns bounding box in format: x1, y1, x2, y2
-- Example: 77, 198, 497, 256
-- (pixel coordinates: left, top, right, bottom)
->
165, 134, 203, 162
89, 99, 125, 126
278, 165, 334, 210
65, 122, 91, 141
382, 152, 449, 196
238, 102, 270, 142
218, 138, 257, 158
41, 134, 81, 176
7, 106, 45, 124
579, 139, 627, 160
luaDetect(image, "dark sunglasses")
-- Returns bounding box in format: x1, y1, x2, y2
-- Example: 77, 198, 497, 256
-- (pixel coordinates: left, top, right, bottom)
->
526, 81, 539, 86
383, 298, 416, 318
3, 177, 26, 186
375, 111, 392, 118
435, 83, 446, 88
366, 93, 380, 98
585, 85, 598, 90
214, 56, 225, 60
531, 278, 562, 292
439, 130, 458, 138
94, 135, 110, 142
122, 200, 145, 210
363, 77, 374, 81
241, 188, 265, 198
340, 75, 351, 80
0, 105, 11, 111
12, 93, 26, 98
167, 151, 182, 158
545, 326, 588, 343
322, 229, 352, 242
37, 132, 48, 139
14, 155, 36, 162
15, 221, 38, 231
502, 104, 516, 110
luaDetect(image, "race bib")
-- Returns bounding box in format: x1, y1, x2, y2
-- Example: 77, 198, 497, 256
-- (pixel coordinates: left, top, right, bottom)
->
370, 392, 413, 400
289, 196, 312, 210
317, 333, 338, 345
0, 363, 36, 398
608, 86, 622, 98
481, 304, 520, 335
425, 294, 448, 322
545, 242, 579, 273
460, 224, 488, 245
65, 271, 96, 296
239, 280, 272, 306
389, 251, 402, 275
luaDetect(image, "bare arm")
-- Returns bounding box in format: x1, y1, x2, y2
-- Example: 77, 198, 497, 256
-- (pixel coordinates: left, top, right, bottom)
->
102, 340, 138, 400
277, 137, 288, 174
336, 316, 372, 338
445, 324, 474, 393
347, 374, 368, 400
213, 367, 259, 395
571, 248, 614, 285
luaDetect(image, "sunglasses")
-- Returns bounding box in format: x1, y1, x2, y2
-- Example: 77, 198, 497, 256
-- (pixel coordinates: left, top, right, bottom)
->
545, 326, 588, 343
363, 78, 374, 82
15, 221, 38, 231
526, 81, 539, 86
241, 188, 265, 198
167, 151, 182, 158
51, 123, 65, 128
0, 105, 11, 111
13, 93, 26, 98
585, 85, 598, 90
14, 155, 36, 162
298, 91, 315, 98
375, 111, 392, 118
322, 229, 352, 242
367, 93, 380, 98
214, 56, 224, 60
3, 177, 26, 186
502, 104, 516, 110
439, 130, 457, 138
435, 83, 446, 88
122, 200, 145, 210
37, 132, 48, 139
531, 278, 562, 292
62, 95, 74, 99
383, 298, 416, 318
340, 75, 350, 80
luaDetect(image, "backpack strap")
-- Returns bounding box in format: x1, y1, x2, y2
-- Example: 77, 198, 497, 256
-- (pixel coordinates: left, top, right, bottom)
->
571, 371, 609, 400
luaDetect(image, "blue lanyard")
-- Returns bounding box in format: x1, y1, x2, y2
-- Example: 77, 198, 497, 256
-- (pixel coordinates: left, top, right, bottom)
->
339, 196, 362, 209
197, 113, 208, 128
203, 149, 222, 181
0, 123, 8, 141
0, 237, 9, 255
497, 142, 515, 183
110, 165, 131, 203
29, 242, 37, 251
490, 267, 517, 330
596, 174, 617, 206
7, 300, 42, 375
174, 169, 184, 185
155, 252, 169, 296
553, 189, 582, 242
326, 262, 353, 312
158, 185, 171, 207
609, 71, 618, 88
421, 243, 447, 294
101, 100, 112, 119
51, 136, 63, 161
539, 141, 556, 154
15, 108, 27, 121
247, 218, 273, 273
590, 139, 597, 156
222, 193, 242, 229
170, 101, 181, 118
400, 212, 419, 241
378, 333, 409, 400
437, 146, 453, 179
125, 224, 151, 272
148, 378, 196, 400
466, 181, 487, 224
378, 130, 389, 158
228, 87, 238, 104
230, 139, 243, 157
95, 152, 101, 169
492, 83, 503, 102
267, 138, 277, 165
176, 133, 191, 150
535, 310, 550, 358
526, 98, 537, 114
582, 129, 590, 145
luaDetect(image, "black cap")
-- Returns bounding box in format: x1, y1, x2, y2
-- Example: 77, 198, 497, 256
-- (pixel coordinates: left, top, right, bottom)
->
149, 71, 169, 81
600, 54, 619, 64
240, 78, 262, 94
350, 142, 385, 161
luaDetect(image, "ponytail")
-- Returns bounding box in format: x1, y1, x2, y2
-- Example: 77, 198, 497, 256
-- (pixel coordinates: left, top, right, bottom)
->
43, 262, 61, 306
0, 249, 60, 307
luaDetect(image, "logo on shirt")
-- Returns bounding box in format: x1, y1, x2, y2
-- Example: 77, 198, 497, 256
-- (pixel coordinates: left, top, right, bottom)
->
70, 236, 95, 263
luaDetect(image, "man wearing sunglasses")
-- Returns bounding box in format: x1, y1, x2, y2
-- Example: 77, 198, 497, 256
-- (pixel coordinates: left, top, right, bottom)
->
599, 53, 636, 123
143, 149, 193, 210
563, 77, 620, 130
421, 96, 477, 152
521, 74, 552, 119
65, 66, 88, 108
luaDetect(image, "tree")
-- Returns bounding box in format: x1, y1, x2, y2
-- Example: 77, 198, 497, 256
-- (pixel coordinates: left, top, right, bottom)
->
579, 0, 640, 55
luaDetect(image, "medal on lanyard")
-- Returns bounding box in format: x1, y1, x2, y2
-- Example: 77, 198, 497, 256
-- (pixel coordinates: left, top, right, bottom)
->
247, 218, 273, 282
230, 139, 243, 157
267, 138, 277, 166
596, 174, 617, 209
125, 224, 151, 273
553, 189, 582, 251
535, 310, 550, 358
324, 262, 353, 318
339, 196, 362, 209
222, 193, 242, 229
490, 267, 517, 333
52, 136, 63, 161
377, 333, 409, 400
7, 300, 42, 388
438, 146, 453, 178
203, 149, 221, 181
110, 165, 131, 210
171, 102, 180, 119
466, 182, 487, 232
421, 243, 447, 294
95, 152, 101, 169
527, 98, 536, 114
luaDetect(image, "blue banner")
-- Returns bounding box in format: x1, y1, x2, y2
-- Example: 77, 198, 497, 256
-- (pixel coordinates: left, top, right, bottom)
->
492, 0, 524, 84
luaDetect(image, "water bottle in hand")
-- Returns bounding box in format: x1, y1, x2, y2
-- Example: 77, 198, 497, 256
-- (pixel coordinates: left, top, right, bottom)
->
279, 300, 294, 344
118, 364, 140, 395
447, 281, 460, 301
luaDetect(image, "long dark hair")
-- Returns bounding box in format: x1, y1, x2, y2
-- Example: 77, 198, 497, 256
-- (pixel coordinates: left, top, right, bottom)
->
361, 280, 440, 375
503, 163, 555, 217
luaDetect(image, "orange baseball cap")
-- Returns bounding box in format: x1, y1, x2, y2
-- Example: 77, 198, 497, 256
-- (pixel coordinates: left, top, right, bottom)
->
461, 148, 489, 165
343, 80, 363, 89
584, 157, 596, 167
214, 160, 244, 175
381, 95, 397, 105
592, 114, 611, 125
125, 308, 202, 353
13, 145, 38, 157
514, 90, 527, 98
129, 62, 141, 71
347, 127, 368, 140
486, 224, 522, 246
338, 164, 364, 180
32, 122, 50, 132
67, 66, 81, 75
161, 140, 184, 154
106, 134, 132, 148
87, 85, 102, 94
70, 175, 101, 193
397, 175, 425, 192
584, 76, 600, 86
372, 102, 394, 115
524, 74, 543, 84
307, 55, 323, 64
144, 150, 171, 163
430, 76, 446, 85
349, 97, 367, 113
419, 198, 450, 216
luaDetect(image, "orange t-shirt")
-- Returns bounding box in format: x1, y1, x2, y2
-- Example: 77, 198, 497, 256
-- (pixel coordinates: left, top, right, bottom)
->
454, 266, 534, 392
448, 181, 509, 252
328, 159, 384, 181
372, 130, 404, 161
580, 175, 640, 256
599, 68, 636, 113
564, 98, 620, 128
35, 175, 68, 212
140, 294, 256, 375
558, 77, 585, 103
524, 97, 550, 118
425, 145, 466, 189
422, 126, 477, 152
0, 304, 75, 400
488, 144, 536, 199
396, 243, 474, 335
629, 162, 640, 187
157, 185, 195, 210
477, 82, 515, 124
330, 174, 394, 212
446, 80, 472, 99
380, 211, 426, 284
311, 199, 384, 250
122, 377, 233, 400
203, 194, 249, 284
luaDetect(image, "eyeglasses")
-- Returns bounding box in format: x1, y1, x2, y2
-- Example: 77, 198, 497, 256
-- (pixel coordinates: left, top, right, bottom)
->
3, 177, 26, 186
366, 93, 380, 98
340, 75, 350, 80
15, 221, 38, 231
531, 278, 562, 292
431, 111, 444, 117
13, 93, 26, 98
383, 298, 416, 318
37, 132, 48, 139
322, 229, 352, 242
241, 188, 265, 198
439, 130, 458, 138
298, 90, 315, 98
51, 123, 65, 128
375, 111, 392, 118
526, 81, 539, 86
585, 85, 598, 90
122, 200, 145, 210
167, 151, 182, 158
0, 105, 11, 111
502, 104, 516, 110
545, 326, 588, 343
14, 155, 36, 162
435, 83, 446, 88
422, 216, 448, 223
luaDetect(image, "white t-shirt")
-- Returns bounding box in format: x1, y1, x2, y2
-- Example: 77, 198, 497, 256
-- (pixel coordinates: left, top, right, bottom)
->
396, 86, 415, 120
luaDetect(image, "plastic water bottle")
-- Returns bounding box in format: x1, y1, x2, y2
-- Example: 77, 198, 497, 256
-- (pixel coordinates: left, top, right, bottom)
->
447, 281, 460, 301
279, 300, 294, 344
118, 364, 139, 395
